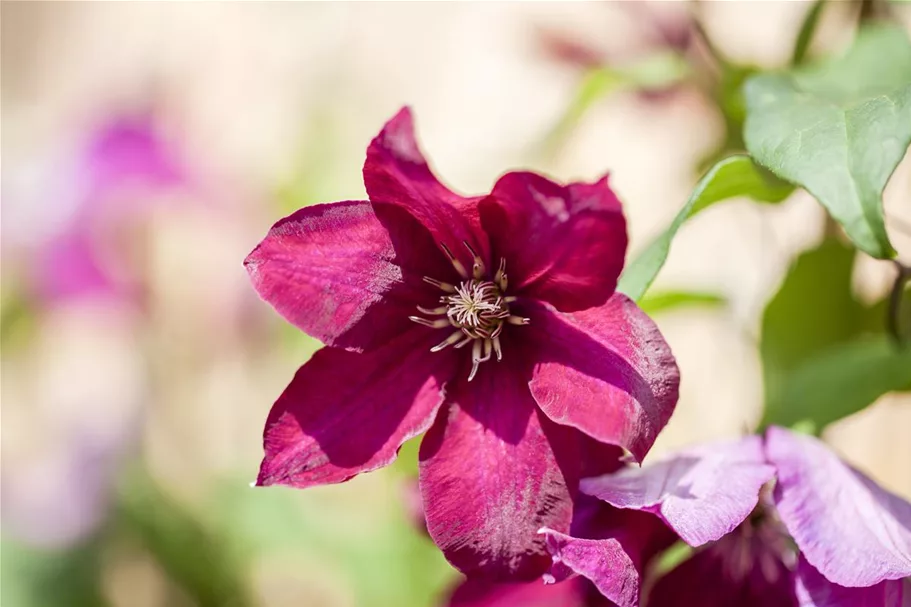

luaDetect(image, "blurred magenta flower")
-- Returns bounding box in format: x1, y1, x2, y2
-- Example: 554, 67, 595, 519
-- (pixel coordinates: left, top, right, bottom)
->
536, 2, 693, 105
553, 427, 911, 607
34, 113, 189, 306
2, 113, 190, 549
538, 2, 692, 70
245, 107, 679, 578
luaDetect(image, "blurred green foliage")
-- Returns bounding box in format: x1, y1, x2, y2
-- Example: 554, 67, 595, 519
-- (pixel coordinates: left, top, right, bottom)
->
115, 470, 254, 607
2, 464, 453, 607
760, 240, 911, 431
212, 473, 454, 607
791, 0, 828, 65
636, 290, 726, 315
766, 336, 911, 432
391, 434, 423, 477
274, 108, 351, 217
0, 287, 37, 349
1, 539, 109, 607
761, 239, 864, 390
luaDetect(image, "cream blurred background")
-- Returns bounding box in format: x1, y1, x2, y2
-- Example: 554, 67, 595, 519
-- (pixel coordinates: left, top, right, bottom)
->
2, 3, 910, 606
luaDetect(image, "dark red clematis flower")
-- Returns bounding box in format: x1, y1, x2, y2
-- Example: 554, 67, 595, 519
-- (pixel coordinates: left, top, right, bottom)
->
244, 108, 680, 579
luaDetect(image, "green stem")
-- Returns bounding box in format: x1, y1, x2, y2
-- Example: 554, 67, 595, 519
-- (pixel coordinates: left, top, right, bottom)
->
887, 260, 910, 346
792, 0, 827, 65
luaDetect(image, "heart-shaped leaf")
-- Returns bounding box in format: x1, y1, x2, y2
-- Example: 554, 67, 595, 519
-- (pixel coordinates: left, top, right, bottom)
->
744, 25, 911, 259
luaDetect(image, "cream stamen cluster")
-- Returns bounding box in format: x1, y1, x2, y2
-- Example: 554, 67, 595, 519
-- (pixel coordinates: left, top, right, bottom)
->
409, 241, 529, 381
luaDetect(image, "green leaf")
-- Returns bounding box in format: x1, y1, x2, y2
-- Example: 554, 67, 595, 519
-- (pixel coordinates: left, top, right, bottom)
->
617, 155, 792, 301
760, 239, 911, 430
744, 25, 911, 259
636, 290, 726, 315
766, 336, 911, 429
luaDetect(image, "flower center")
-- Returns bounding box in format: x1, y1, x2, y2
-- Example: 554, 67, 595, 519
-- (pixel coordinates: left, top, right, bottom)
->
409, 241, 529, 381
446, 280, 509, 335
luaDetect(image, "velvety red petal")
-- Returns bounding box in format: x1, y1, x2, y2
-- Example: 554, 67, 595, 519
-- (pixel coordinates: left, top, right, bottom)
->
479, 171, 627, 312
245, 200, 450, 352
419, 365, 575, 580
364, 107, 488, 270
257, 329, 456, 487
526, 295, 679, 462
574, 431, 627, 481
537, 423, 626, 498
446, 577, 591, 607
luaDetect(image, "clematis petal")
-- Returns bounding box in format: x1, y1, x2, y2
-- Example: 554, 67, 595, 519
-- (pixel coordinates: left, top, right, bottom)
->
364, 107, 488, 268
526, 295, 679, 462
580, 436, 775, 547
479, 171, 626, 312
446, 577, 592, 607
419, 365, 575, 580
765, 426, 911, 587
245, 200, 451, 352
795, 557, 910, 607
541, 498, 677, 607
647, 527, 798, 607
540, 530, 640, 607
257, 328, 455, 487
